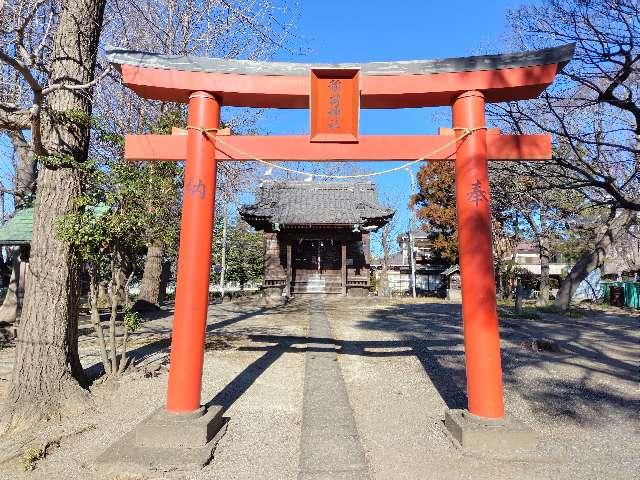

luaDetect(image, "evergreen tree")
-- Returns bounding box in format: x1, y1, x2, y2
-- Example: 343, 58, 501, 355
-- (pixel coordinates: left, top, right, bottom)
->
212, 219, 263, 290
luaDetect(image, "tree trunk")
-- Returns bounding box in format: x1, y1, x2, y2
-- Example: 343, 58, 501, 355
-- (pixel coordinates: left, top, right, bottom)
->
9, 130, 37, 207
88, 270, 111, 377
555, 209, 635, 311
515, 277, 523, 313
3, 168, 89, 432
136, 240, 164, 309
108, 268, 119, 378
1, 0, 106, 433
114, 254, 131, 305
0, 248, 22, 323
98, 280, 109, 306
537, 234, 550, 306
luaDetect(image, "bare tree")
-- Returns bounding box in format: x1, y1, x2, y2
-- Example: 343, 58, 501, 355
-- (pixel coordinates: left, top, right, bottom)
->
489, 163, 586, 305
372, 189, 401, 296
94, 0, 300, 308
491, 0, 640, 309
0, 0, 107, 432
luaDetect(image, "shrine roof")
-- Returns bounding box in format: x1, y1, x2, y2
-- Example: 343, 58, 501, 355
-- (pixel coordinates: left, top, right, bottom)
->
240, 181, 394, 230
0, 205, 109, 246
0, 208, 33, 245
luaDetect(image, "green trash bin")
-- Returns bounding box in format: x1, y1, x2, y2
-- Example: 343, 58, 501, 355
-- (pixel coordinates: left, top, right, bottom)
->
623, 282, 640, 309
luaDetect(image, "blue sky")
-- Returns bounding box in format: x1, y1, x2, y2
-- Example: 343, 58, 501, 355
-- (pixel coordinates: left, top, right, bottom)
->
245, 0, 525, 254
0, 0, 528, 254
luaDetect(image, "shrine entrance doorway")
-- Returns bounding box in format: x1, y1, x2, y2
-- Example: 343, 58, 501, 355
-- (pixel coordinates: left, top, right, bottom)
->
292, 239, 340, 294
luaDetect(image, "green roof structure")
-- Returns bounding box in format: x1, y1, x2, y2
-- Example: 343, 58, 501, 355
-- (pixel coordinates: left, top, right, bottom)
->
0, 208, 34, 245
0, 205, 110, 246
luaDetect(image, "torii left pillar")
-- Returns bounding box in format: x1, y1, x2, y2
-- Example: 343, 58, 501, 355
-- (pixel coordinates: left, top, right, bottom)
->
167, 91, 220, 413
99, 92, 227, 467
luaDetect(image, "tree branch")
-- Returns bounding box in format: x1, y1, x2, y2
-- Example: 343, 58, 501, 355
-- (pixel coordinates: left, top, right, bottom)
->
40, 64, 112, 95
0, 103, 31, 130
0, 50, 42, 93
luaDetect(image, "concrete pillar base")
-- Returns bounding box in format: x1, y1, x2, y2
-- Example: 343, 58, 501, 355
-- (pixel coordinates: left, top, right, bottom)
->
97, 405, 226, 470
444, 409, 536, 453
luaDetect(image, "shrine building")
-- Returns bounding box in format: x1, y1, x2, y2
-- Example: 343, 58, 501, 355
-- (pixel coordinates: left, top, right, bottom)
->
240, 181, 394, 297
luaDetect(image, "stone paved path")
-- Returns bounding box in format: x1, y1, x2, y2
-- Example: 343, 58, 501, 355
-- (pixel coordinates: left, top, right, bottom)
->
298, 298, 369, 480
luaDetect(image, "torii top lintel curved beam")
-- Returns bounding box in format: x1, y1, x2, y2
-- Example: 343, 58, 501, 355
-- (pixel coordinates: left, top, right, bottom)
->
107, 44, 574, 109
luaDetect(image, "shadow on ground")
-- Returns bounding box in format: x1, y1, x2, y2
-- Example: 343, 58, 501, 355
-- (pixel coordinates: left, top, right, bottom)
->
208, 298, 638, 427
82, 299, 297, 382
341, 301, 639, 426
82, 297, 639, 428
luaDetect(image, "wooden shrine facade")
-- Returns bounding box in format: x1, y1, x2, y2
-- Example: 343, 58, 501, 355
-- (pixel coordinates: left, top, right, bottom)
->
240, 181, 393, 296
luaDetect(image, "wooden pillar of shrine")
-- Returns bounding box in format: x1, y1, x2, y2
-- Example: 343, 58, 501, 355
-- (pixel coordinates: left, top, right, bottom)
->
341, 242, 347, 296
286, 243, 292, 296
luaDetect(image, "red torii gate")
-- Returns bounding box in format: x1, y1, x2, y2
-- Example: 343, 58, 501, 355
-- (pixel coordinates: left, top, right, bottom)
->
108, 44, 573, 424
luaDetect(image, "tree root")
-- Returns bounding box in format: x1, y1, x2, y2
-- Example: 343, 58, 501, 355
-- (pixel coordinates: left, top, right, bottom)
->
0, 380, 92, 436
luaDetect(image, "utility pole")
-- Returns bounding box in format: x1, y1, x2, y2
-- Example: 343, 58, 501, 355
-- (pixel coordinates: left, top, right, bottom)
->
219, 203, 228, 302
406, 168, 417, 298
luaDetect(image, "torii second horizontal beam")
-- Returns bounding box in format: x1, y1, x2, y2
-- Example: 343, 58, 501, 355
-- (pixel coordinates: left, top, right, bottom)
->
124, 133, 551, 162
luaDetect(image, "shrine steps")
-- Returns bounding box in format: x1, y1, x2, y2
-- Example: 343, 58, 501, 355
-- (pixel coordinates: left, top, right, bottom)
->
291, 280, 344, 294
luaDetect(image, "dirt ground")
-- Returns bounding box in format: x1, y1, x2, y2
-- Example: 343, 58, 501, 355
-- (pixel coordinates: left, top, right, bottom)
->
0, 296, 638, 479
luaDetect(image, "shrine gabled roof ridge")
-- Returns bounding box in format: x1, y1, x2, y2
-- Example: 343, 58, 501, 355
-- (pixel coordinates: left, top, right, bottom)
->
106, 43, 575, 77
239, 180, 394, 230
258, 180, 380, 189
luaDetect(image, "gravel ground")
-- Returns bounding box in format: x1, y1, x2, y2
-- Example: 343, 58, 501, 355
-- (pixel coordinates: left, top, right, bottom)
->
325, 298, 639, 480
0, 298, 307, 480
0, 297, 637, 479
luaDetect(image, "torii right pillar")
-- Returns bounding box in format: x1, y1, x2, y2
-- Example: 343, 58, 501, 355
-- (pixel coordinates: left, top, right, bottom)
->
445, 90, 535, 451
452, 90, 504, 420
